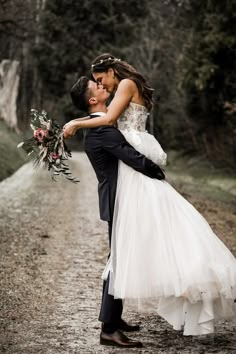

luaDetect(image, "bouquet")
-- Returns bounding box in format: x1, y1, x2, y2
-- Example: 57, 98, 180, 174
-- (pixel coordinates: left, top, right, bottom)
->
17, 109, 79, 183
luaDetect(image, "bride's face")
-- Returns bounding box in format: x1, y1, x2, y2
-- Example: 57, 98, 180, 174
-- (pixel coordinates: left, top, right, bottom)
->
93, 68, 118, 93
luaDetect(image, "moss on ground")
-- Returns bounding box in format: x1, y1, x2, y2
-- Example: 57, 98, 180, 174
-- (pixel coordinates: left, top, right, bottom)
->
0, 120, 29, 181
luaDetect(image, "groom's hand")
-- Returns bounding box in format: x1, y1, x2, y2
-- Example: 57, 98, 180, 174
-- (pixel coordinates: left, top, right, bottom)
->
153, 164, 165, 180
156, 168, 165, 180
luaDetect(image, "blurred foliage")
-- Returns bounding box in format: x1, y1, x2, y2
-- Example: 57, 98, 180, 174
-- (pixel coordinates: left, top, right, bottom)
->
35, 0, 148, 97
0, 0, 235, 170
177, 0, 236, 167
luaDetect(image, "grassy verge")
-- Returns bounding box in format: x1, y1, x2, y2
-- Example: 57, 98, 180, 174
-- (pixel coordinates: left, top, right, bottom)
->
0, 120, 29, 182
166, 150, 236, 204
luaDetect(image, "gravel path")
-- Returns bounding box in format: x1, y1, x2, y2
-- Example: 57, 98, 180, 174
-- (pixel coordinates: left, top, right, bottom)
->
0, 152, 236, 354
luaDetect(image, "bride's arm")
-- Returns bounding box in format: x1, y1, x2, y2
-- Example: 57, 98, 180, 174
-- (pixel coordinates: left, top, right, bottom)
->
70, 79, 134, 130
63, 116, 91, 138
71, 116, 90, 122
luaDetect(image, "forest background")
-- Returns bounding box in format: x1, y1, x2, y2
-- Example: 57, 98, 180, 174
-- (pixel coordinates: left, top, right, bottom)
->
0, 0, 235, 180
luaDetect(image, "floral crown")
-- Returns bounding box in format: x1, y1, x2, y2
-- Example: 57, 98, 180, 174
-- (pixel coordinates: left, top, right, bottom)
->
91, 57, 121, 70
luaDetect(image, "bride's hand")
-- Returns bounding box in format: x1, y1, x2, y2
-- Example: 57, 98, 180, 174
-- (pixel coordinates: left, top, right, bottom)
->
63, 121, 78, 139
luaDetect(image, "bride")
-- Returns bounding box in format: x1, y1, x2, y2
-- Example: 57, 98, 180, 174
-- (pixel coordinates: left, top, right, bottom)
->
66, 53, 236, 335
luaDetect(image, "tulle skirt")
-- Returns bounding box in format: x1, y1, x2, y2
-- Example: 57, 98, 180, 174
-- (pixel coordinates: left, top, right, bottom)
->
102, 129, 236, 335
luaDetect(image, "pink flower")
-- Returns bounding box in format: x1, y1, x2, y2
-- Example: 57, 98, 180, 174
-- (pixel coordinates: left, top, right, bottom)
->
34, 128, 48, 142
50, 152, 60, 160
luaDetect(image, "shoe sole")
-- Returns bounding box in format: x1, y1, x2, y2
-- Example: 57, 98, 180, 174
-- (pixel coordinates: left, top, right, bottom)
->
100, 338, 143, 348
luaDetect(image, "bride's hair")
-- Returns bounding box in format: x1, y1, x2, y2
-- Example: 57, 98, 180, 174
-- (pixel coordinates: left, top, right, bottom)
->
91, 53, 154, 111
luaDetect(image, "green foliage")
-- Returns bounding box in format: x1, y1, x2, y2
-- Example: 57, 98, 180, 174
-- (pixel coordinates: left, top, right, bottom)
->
35, 0, 148, 98
177, 0, 236, 167
2, 0, 235, 171
180, 0, 236, 121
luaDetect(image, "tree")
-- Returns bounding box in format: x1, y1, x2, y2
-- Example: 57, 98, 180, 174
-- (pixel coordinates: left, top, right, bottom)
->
35, 0, 148, 98
124, 0, 189, 147
0, 0, 41, 129
179, 0, 236, 167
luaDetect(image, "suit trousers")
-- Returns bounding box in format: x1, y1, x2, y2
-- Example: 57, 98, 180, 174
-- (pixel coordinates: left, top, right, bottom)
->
98, 222, 123, 325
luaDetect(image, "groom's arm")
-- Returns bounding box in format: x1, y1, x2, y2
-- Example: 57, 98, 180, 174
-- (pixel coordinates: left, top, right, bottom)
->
101, 127, 165, 180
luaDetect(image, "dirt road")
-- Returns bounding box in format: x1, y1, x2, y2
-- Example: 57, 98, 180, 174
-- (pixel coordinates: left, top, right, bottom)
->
0, 152, 236, 354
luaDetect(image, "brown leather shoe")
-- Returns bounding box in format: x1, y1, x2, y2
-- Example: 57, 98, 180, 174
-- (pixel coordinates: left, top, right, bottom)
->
100, 330, 143, 348
118, 319, 140, 332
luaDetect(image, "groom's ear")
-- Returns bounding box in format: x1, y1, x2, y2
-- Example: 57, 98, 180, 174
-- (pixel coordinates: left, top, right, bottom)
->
88, 97, 98, 105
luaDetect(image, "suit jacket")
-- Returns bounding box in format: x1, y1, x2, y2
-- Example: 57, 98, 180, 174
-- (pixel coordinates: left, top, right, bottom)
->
84, 116, 164, 222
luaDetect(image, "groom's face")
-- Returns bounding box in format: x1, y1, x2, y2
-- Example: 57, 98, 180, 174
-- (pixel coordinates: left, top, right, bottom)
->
88, 80, 110, 104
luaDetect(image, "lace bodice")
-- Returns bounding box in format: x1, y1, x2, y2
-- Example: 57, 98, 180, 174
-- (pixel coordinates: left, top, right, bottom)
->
117, 102, 148, 132
116, 102, 167, 167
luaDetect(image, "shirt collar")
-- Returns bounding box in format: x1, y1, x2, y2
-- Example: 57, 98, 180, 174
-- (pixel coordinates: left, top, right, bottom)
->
90, 112, 106, 117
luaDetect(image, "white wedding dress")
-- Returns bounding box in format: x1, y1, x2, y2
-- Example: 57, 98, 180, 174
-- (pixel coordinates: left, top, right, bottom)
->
102, 102, 236, 336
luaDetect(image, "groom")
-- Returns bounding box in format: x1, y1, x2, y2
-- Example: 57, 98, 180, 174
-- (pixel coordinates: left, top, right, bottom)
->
64, 76, 165, 348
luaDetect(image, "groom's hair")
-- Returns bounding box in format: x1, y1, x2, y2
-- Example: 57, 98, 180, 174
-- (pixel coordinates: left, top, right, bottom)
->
70, 76, 92, 112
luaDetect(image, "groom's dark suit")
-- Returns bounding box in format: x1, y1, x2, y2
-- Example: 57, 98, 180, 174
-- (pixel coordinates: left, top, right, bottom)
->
83, 114, 164, 327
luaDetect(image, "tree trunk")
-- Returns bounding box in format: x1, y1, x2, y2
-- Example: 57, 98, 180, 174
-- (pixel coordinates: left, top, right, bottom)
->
0, 59, 20, 131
